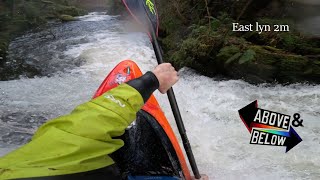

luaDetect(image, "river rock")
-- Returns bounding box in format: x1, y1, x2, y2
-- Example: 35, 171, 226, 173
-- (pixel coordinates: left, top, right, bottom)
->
59, 14, 76, 22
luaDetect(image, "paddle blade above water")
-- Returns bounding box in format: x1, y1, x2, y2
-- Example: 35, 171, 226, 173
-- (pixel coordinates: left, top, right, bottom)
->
122, 0, 159, 38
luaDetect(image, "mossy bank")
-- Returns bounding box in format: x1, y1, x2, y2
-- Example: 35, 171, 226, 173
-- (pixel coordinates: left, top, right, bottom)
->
156, 0, 320, 84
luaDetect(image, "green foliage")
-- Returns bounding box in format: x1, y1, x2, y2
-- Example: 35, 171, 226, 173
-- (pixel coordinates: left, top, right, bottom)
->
238, 49, 256, 64
217, 46, 240, 61
225, 52, 242, 65
210, 18, 221, 31
217, 46, 256, 65
217, 12, 233, 24
181, 37, 210, 58
163, 16, 183, 34
190, 26, 208, 36
279, 33, 300, 51
172, 50, 188, 68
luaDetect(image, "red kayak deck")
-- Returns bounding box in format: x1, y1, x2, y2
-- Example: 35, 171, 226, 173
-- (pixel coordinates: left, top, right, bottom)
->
93, 60, 191, 179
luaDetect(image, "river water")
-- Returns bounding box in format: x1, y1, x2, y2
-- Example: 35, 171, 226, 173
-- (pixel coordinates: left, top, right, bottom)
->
0, 13, 319, 179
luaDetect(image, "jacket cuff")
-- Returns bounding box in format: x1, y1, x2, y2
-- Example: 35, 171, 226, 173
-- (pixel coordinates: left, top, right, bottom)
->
126, 71, 159, 103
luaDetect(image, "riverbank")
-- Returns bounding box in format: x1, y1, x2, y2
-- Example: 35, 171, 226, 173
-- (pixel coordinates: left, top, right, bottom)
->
157, 0, 320, 84
2, 0, 319, 84
0, 0, 89, 80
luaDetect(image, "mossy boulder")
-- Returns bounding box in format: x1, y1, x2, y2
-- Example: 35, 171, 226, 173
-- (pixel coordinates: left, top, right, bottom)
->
170, 25, 320, 84
0, 58, 42, 81
56, 5, 86, 17
242, 18, 320, 55
169, 24, 225, 76
157, 1, 320, 84
58, 14, 76, 22
216, 44, 319, 84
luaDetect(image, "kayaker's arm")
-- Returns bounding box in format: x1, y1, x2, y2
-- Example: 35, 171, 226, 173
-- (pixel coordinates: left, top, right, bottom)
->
0, 63, 179, 180
0, 83, 146, 179
31, 71, 162, 141
127, 71, 159, 103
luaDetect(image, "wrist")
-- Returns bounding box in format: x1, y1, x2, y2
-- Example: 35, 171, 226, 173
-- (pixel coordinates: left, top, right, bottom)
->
126, 71, 159, 103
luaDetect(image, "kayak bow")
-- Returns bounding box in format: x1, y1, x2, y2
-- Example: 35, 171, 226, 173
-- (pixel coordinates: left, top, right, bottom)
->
93, 60, 191, 179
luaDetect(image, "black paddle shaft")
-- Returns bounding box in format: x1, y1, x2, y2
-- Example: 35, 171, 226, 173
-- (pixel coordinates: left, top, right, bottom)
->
121, 0, 201, 177
150, 28, 201, 179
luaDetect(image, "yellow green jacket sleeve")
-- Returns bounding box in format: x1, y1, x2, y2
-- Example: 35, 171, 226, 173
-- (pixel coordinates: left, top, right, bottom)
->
0, 83, 144, 180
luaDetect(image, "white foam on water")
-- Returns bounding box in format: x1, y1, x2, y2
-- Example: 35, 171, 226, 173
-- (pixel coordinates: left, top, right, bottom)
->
1, 13, 319, 179
156, 70, 320, 179
78, 12, 115, 22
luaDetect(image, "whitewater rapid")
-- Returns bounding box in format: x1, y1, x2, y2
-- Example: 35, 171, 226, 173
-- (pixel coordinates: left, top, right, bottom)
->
0, 13, 319, 179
